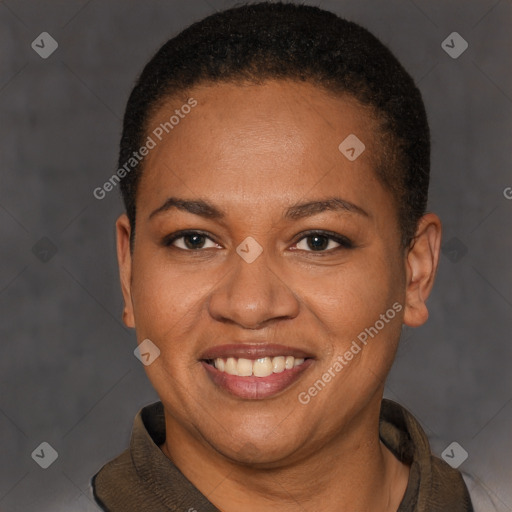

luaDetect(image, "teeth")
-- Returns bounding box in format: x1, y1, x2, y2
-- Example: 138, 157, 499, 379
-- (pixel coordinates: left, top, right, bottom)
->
216, 358, 225, 372
272, 356, 285, 373
213, 356, 306, 377
237, 358, 253, 377
225, 357, 238, 375
253, 357, 273, 377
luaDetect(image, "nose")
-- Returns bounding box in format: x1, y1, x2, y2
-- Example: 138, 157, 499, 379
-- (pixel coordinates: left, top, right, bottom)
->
207, 248, 300, 329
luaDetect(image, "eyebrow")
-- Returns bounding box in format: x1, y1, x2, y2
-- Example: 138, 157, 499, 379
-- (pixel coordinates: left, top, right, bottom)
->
149, 197, 223, 220
284, 197, 369, 220
149, 196, 369, 221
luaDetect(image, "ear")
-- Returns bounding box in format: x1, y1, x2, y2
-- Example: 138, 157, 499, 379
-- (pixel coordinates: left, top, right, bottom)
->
403, 213, 442, 328
116, 214, 135, 328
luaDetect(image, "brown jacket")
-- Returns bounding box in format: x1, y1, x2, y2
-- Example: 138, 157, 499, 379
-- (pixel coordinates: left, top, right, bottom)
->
92, 399, 474, 511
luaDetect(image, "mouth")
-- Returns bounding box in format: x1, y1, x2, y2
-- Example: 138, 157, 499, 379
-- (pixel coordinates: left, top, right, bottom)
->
200, 344, 314, 400
204, 355, 307, 376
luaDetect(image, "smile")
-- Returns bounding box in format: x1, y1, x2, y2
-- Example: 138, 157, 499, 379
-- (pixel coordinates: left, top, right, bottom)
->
199, 344, 314, 400
207, 356, 306, 377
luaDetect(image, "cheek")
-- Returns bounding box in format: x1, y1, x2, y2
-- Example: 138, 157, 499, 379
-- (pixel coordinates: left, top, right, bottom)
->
129, 240, 404, 358
129, 257, 212, 393
288, 253, 401, 340
130, 251, 215, 340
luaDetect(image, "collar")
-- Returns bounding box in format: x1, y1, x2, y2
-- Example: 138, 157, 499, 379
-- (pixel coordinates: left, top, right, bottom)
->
93, 399, 473, 511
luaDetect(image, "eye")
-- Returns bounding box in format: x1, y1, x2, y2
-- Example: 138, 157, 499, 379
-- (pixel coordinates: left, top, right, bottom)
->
162, 230, 221, 250
293, 231, 354, 252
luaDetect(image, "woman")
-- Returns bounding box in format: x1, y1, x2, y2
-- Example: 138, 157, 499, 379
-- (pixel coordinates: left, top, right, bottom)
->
92, 3, 473, 511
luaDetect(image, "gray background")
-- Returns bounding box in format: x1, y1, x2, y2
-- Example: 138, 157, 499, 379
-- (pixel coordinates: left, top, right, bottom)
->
1, 0, 511, 510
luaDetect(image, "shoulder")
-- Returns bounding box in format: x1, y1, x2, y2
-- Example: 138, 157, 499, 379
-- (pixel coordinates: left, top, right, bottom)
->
421, 455, 474, 511
91, 447, 168, 511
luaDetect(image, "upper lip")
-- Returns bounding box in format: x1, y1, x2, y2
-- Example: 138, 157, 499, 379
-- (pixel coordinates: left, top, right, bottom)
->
199, 343, 314, 361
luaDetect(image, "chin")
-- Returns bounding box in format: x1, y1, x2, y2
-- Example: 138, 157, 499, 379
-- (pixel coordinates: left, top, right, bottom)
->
208, 427, 305, 467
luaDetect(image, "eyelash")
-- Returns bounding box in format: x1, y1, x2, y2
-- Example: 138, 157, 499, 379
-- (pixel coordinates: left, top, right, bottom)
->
293, 230, 354, 251
161, 229, 354, 253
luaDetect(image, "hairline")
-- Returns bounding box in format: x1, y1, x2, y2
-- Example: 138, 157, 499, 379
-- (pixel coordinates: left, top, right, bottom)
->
128, 78, 403, 250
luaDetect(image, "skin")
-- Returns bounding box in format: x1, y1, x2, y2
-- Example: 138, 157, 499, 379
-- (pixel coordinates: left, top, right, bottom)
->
116, 80, 442, 511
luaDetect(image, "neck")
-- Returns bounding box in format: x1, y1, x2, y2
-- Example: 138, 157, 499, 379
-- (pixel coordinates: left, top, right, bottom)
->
161, 397, 409, 512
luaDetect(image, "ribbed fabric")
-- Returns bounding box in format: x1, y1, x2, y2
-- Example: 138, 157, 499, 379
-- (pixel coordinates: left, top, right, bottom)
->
92, 399, 473, 511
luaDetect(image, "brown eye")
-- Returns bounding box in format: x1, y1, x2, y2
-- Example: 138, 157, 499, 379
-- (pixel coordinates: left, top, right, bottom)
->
296, 235, 339, 251
163, 231, 220, 250
294, 231, 353, 252
182, 233, 207, 249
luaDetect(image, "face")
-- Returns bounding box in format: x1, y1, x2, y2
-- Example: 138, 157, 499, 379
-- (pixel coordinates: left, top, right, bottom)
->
117, 80, 439, 466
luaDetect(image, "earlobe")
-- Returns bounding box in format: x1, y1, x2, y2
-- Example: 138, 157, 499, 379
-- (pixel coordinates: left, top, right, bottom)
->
116, 214, 136, 328
403, 213, 442, 328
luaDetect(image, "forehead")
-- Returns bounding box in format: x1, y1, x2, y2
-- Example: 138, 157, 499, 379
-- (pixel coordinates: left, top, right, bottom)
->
137, 80, 386, 218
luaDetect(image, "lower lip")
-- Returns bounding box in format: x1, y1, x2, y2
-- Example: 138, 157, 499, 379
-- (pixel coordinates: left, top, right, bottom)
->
201, 359, 314, 400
